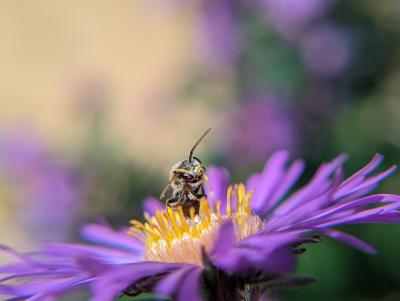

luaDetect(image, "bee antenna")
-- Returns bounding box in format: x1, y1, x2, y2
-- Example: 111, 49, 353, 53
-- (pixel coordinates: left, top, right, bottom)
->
160, 177, 174, 200
189, 128, 212, 162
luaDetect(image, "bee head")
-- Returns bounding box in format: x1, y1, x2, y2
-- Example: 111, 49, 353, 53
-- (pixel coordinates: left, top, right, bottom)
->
159, 128, 211, 200
171, 157, 205, 182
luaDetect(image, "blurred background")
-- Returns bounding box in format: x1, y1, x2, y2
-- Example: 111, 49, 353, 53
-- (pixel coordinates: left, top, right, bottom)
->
0, 0, 399, 300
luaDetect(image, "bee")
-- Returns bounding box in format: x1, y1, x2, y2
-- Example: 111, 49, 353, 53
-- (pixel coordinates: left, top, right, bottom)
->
160, 128, 211, 217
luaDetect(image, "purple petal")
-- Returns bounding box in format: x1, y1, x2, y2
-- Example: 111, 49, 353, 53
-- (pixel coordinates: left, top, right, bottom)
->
91, 262, 182, 301
176, 267, 202, 301
0, 271, 75, 284
0, 284, 22, 297
211, 221, 235, 256
289, 195, 400, 230
213, 232, 299, 274
43, 243, 141, 265
339, 154, 383, 188
344, 212, 400, 223
154, 266, 195, 297
265, 159, 304, 211
315, 202, 400, 228
265, 154, 399, 233
272, 154, 348, 217
334, 166, 397, 199
27, 294, 55, 301
80, 224, 144, 254
205, 166, 230, 207
320, 229, 377, 254
2, 274, 89, 300
247, 150, 289, 214
285, 195, 389, 229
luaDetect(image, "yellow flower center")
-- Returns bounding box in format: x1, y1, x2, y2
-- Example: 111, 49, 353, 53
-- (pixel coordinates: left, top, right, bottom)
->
127, 183, 263, 266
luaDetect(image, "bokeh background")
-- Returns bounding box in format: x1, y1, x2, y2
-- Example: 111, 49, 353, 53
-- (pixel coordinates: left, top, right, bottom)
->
0, 0, 399, 300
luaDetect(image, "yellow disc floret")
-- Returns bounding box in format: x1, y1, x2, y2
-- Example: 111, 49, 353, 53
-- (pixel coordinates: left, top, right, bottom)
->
127, 183, 263, 266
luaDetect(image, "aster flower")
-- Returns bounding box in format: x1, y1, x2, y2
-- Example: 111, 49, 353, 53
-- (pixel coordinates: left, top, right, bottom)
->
1, 151, 400, 301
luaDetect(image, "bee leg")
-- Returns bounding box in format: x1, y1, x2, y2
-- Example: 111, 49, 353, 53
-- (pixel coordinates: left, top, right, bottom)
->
166, 193, 184, 208
180, 191, 200, 217
193, 184, 206, 199
165, 196, 178, 207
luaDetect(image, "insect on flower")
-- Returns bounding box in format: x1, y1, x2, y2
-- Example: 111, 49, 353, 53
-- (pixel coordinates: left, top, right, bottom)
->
1, 151, 400, 301
160, 128, 211, 216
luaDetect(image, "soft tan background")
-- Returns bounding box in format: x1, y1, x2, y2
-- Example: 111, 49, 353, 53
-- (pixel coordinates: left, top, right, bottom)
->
0, 0, 225, 253
0, 1, 222, 172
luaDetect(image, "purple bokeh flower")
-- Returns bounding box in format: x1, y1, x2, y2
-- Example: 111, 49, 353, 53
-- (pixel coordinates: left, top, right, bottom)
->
220, 96, 297, 169
1, 151, 400, 300
193, 0, 336, 68
0, 130, 81, 241
196, 0, 240, 70
258, 0, 336, 40
300, 24, 353, 77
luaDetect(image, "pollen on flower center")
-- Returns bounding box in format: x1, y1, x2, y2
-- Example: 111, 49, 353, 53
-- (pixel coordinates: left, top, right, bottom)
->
127, 183, 263, 266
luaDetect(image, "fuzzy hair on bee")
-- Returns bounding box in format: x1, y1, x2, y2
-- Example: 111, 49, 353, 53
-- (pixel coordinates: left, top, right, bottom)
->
160, 128, 211, 217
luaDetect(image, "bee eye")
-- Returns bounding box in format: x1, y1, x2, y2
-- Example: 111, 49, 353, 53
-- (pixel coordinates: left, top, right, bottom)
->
179, 173, 193, 180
